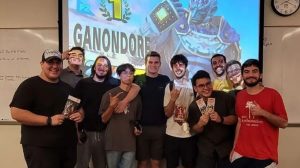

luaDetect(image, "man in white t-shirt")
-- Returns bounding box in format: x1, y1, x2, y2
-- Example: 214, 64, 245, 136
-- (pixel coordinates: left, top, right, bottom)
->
164, 54, 197, 168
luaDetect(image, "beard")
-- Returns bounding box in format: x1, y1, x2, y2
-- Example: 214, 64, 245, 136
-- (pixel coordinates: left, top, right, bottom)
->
244, 78, 260, 87
95, 73, 106, 80
215, 67, 225, 76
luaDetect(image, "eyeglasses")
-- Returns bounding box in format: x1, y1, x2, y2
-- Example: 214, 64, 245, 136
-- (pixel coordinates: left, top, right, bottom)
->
196, 81, 212, 89
121, 71, 134, 76
227, 68, 241, 77
96, 64, 109, 69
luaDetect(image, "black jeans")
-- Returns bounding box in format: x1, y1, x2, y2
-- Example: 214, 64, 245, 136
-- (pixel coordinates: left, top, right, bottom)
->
22, 145, 77, 168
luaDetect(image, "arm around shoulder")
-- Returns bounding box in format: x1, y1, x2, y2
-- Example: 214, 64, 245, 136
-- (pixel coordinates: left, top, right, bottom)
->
115, 83, 140, 113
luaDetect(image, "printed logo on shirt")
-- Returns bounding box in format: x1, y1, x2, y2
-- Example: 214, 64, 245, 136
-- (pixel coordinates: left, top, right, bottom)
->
241, 101, 263, 127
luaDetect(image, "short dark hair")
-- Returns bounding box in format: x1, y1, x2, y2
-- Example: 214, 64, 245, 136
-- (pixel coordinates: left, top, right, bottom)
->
69, 47, 85, 57
211, 54, 226, 64
191, 70, 211, 86
90, 55, 112, 79
241, 59, 262, 74
170, 54, 188, 68
226, 60, 241, 73
116, 63, 135, 75
145, 51, 161, 64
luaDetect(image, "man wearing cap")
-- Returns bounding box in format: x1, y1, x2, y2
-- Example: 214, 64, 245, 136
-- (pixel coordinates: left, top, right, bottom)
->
10, 49, 84, 168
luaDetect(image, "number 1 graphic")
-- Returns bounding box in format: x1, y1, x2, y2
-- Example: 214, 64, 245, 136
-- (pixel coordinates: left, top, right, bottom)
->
108, 0, 122, 20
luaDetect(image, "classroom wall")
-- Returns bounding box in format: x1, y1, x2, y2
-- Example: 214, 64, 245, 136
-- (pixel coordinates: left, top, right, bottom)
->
263, 0, 300, 166
0, 0, 58, 167
0, 0, 300, 167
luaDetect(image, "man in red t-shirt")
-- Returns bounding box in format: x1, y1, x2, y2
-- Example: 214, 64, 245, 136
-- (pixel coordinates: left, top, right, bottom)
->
230, 59, 288, 168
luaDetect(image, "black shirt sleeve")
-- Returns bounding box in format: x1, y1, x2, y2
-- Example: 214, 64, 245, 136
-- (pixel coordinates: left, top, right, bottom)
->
10, 79, 34, 110
187, 101, 201, 128
224, 92, 236, 116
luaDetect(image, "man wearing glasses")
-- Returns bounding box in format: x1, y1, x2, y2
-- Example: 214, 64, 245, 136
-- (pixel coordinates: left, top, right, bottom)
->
187, 70, 237, 168
73, 56, 139, 168
226, 60, 244, 97
100, 63, 142, 168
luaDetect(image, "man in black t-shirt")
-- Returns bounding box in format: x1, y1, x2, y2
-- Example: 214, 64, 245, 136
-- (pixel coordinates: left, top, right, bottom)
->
135, 51, 170, 168
10, 49, 84, 168
187, 70, 236, 168
73, 56, 119, 168
73, 56, 140, 168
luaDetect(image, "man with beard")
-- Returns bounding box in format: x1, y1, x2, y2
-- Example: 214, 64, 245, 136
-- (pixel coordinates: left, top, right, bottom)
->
226, 60, 244, 97
187, 70, 236, 168
230, 59, 288, 168
73, 56, 140, 168
211, 54, 233, 92
164, 54, 197, 168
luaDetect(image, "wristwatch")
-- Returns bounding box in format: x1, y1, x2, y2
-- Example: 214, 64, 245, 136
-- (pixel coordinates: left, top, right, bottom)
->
220, 116, 224, 124
47, 116, 52, 126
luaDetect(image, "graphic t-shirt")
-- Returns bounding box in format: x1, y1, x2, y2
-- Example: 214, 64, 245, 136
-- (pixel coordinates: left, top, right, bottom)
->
234, 87, 288, 162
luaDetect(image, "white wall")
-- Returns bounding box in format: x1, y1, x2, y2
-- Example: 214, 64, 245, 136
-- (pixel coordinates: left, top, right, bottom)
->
0, 125, 24, 167
1, 0, 300, 167
0, 0, 58, 167
263, 0, 300, 166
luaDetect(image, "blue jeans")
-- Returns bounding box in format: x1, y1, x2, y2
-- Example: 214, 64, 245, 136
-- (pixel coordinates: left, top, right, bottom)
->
106, 151, 135, 168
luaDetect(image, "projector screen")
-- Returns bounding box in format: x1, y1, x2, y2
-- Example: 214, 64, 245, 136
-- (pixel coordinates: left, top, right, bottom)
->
59, 0, 264, 78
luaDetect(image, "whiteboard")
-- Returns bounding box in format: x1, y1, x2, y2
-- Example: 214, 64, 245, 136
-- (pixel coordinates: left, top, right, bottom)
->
0, 29, 58, 123
263, 27, 300, 124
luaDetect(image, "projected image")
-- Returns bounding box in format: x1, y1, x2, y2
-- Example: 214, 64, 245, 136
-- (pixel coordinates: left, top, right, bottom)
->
62, 0, 261, 78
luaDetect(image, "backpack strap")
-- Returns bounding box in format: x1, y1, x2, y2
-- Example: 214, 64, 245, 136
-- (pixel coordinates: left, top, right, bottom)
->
169, 80, 174, 91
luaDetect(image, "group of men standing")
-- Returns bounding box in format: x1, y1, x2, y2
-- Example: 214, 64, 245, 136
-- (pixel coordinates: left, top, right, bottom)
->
10, 48, 288, 168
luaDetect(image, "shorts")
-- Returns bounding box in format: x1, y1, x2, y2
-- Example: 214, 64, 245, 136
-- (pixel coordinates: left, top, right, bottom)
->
165, 135, 197, 168
136, 125, 165, 161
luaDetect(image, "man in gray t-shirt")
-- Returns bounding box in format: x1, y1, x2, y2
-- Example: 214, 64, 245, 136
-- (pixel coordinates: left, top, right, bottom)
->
100, 63, 142, 168
60, 47, 84, 88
